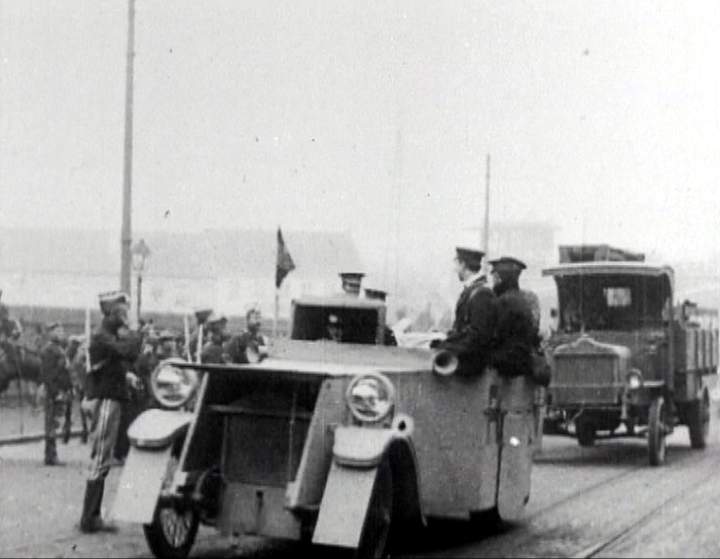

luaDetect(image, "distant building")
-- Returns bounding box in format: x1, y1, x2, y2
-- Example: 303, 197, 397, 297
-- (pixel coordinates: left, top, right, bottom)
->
0, 228, 362, 318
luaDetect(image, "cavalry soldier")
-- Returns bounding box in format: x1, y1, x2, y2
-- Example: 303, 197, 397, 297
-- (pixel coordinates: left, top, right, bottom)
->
79, 291, 141, 533
225, 306, 268, 364
433, 247, 497, 374
489, 257, 538, 378
40, 322, 72, 465
200, 313, 228, 364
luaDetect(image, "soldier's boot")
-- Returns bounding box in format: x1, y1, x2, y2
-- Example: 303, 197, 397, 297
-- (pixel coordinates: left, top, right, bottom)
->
44, 437, 64, 466
79, 479, 117, 533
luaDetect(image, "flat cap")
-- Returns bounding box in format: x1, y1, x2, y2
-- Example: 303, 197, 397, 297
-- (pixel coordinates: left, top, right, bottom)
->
98, 291, 129, 314
206, 312, 227, 326
364, 288, 388, 301
455, 247, 485, 266
194, 308, 214, 323
489, 256, 527, 272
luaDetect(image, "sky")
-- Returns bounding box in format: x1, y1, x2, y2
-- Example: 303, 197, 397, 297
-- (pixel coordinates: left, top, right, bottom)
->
2, 0, 720, 287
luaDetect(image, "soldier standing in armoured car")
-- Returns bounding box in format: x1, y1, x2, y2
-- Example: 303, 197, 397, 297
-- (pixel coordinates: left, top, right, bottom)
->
489, 257, 538, 378
40, 322, 72, 466
79, 291, 141, 533
201, 313, 228, 364
432, 247, 498, 374
225, 306, 267, 364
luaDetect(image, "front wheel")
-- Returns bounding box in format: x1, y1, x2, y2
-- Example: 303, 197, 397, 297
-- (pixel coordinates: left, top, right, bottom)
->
648, 397, 668, 466
143, 497, 199, 559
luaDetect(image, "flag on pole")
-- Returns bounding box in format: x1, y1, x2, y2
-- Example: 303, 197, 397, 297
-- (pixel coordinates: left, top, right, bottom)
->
276, 228, 296, 288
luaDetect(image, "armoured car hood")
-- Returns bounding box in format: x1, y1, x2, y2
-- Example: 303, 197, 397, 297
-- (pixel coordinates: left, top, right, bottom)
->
179, 338, 433, 377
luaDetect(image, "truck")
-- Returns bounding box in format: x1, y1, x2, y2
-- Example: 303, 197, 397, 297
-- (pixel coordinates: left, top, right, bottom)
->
543, 244, 719, 465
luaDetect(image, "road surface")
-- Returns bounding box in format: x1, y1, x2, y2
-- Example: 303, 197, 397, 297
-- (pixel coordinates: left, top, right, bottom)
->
3, 405, 720, 558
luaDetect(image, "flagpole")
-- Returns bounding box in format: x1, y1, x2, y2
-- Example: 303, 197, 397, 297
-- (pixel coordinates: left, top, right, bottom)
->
274, 288, 279, 338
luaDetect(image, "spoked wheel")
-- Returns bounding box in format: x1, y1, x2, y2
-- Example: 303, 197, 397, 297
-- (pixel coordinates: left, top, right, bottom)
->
576, 419, 596, 447
688, 391, 710, 449
143, 497, 199, 559
648, 396, 668, 466
356, 461, 393, 559
143, 452, 199, 559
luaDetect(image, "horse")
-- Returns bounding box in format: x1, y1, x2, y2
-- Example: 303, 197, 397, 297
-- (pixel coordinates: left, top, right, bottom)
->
0, 342, 42, 407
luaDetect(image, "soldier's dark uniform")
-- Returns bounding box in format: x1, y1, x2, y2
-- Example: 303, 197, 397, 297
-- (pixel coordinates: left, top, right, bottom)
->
200, 314, 228, 364
489, 257, 538, 378
79, 291, 141, 533
225, 329, 266, 363
437, 248, 498, 374
40, 324, 72, 465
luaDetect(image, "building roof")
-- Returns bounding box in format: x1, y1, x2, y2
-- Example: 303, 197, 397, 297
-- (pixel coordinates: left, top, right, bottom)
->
0, 228, 362, 280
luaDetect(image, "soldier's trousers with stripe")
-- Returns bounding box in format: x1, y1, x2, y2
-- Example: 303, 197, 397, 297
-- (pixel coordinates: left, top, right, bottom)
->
86, 398, 122, 481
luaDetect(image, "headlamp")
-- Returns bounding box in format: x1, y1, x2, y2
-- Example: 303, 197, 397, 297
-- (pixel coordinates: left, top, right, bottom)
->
626, 369, 643, 391
346, 373, 395, 423
150, 358, 199, 409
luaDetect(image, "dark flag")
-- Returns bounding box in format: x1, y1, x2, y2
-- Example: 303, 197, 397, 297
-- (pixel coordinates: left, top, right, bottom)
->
276, 228, 296, 288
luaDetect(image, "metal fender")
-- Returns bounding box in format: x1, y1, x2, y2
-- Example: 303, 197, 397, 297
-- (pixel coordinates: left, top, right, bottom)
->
127, 408, 193, 449
111, 445, 173, 524
312, 424, 424, 548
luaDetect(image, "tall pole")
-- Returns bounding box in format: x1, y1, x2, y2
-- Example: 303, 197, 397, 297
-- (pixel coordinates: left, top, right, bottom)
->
120, 0, 136, 295
483, 153, 491, 261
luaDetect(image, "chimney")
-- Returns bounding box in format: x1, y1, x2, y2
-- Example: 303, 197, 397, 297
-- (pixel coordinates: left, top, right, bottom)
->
339, 272, 364, 297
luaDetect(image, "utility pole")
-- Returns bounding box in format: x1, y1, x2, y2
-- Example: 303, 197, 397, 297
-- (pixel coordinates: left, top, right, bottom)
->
483, 153, 491, 274
120, 0, 136, 295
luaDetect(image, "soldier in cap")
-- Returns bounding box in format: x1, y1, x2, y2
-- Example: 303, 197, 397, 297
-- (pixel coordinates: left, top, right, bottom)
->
364, 287, 398, 346
40, 322, 72, 465
488, 257, 538, 378
325, 313, 343, 342
79, 291, 141, 533
433, 247, 498, 374
200, 312, 228, 364
225, 306, 268, 364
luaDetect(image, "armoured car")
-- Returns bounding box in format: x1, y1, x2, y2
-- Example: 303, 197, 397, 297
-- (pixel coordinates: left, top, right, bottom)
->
112, 293, 543, 558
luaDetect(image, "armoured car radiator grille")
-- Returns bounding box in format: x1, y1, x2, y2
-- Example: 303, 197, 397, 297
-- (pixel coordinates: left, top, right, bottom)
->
552, 355, 619, 404
219, 378, 321, 487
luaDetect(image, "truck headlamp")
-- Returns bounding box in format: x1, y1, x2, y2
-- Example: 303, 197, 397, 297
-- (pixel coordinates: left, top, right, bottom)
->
346, 373, 395, 423
150, 359, 199, 409
626, 369, 643, 391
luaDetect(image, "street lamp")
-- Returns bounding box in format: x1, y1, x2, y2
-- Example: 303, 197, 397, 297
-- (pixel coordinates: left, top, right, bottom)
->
131, 238, 151, 324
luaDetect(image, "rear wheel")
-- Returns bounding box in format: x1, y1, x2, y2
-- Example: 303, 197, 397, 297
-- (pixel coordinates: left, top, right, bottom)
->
648, 397, 667, 466
688, 392, 710, 449
576, 420, 596, 447
356, 461, 393, 559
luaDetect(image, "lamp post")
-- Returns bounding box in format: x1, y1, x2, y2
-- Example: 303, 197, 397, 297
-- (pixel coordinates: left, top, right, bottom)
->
132, 239, 151, 324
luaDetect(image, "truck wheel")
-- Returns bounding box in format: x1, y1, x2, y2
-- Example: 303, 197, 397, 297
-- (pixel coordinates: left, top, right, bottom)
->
143, 497, 199, 559
688, 391, 710, 449
576, 420, 596, 447
356, 461, 393, 559
648, 397, 667, 466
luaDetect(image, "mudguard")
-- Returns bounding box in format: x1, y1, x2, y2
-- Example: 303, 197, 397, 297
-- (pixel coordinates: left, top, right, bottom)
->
497, 377, 534, 522
112, 445, 173, 524
313, 425, 421, 548
127, 408, 193, 449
